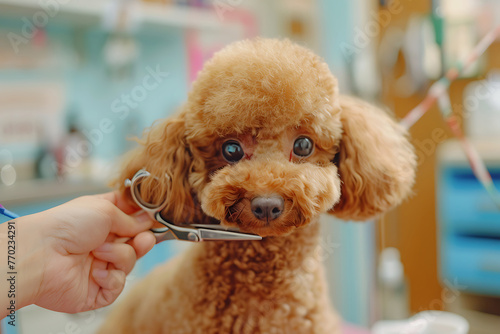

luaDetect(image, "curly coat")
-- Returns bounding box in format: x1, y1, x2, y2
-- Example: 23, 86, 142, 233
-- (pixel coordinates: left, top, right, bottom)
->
98, 38, 416, 334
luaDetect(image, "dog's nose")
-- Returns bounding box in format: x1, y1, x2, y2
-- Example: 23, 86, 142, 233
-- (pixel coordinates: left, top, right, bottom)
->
251, 196, 284, 221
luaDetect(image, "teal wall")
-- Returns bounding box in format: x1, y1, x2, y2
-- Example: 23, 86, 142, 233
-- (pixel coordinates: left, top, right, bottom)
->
318, 0, 377, 328
0, 18, 189, 164
318, 0, 355, 90
318, 0, 354, 71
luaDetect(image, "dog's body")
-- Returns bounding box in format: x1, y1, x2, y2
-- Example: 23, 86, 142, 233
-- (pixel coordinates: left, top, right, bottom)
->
99, 39, 416, 334
100, 222, 339, 333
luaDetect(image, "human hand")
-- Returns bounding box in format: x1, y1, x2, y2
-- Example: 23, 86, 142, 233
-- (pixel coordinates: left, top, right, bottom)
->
12, 191, 155, 314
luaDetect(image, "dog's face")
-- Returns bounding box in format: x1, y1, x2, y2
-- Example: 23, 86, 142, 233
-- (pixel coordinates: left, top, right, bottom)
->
117, 39, 416, 237
199, 127, 342, 237
186, 38, 343, 237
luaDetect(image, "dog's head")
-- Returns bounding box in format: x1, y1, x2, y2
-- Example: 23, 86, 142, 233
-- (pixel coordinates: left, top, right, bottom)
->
116, 39, 416, 237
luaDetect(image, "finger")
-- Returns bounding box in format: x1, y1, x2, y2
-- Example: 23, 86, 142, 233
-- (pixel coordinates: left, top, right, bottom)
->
99, 203, 155, 237
92, 257, 108, 271
93, 242, 137, 275
96, 191, 140, 215
114, 211, 155, 237
128, 231, 156, 259
92, 268, 126, 308
103, 234, 131, 244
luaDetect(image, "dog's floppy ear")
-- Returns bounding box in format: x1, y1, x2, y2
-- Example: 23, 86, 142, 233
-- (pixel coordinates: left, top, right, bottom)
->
330, 96, 416, 221
113, 113, 195, 223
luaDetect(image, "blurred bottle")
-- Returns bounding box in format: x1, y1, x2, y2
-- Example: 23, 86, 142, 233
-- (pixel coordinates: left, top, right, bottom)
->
56, 109, 91, 181
433, 0, 482, 77
377, 247, 410, 320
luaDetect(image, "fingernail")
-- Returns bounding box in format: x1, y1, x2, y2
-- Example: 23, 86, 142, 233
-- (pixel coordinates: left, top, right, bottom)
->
135, 212, 152, 224
93, 268, 108, 279
94, 243, 112, 253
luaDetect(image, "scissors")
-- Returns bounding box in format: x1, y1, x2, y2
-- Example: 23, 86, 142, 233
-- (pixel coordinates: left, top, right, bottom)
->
125, 169, 262, 244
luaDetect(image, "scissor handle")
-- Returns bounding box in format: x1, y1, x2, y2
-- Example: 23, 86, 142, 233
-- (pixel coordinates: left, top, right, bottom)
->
125, 169, 166, 217
152, 229, 177, 243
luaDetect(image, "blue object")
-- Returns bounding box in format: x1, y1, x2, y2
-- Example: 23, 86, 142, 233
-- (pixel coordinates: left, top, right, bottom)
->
438, 166, 500, 295
0, 206, 19, 334
1, 318, 18, 334
0, 205, 19, 219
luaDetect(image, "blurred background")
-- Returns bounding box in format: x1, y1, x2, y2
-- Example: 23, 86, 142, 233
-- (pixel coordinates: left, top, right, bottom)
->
0, 0, 499, 333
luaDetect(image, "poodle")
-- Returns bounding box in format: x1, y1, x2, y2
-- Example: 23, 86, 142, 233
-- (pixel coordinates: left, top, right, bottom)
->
98, 38, 416, 334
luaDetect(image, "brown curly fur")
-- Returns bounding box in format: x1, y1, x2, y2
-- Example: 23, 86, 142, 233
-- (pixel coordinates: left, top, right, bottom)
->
98, 38, 416, 334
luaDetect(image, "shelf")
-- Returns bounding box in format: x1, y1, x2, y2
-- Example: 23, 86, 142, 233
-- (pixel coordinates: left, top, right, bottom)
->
0, 0, 232, 31
0, 179, 109, 206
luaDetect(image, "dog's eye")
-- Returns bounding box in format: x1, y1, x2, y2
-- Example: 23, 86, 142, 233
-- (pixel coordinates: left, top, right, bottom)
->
222, 140, 244, 163
293, 137, 314, 157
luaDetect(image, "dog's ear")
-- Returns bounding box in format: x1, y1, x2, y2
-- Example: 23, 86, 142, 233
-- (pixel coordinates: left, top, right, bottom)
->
330, 96, 416, 221
113, 113, 195, 223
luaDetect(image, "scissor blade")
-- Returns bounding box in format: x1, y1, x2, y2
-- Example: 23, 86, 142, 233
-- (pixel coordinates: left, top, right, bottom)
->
189, 224, 241, 232
198, 229, 262, 241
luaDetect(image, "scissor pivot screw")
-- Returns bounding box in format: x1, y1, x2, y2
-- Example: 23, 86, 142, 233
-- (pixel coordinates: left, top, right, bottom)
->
187, 232, 198, 241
